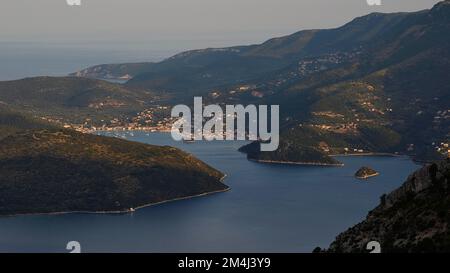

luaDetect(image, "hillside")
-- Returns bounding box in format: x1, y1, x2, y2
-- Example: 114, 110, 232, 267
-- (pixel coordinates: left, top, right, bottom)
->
0, 76, 159, 127
326, 159, 450, 253
239, 133, 343, 166
0, 106, 229, 216
72, 1, 450, 165
0, 128, 227, 216
72, 7, 428, 96
0, 106, 58, 139
234, 1, 450, 164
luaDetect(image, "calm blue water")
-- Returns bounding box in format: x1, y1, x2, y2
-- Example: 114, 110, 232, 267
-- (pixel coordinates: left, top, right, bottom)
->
0, 132, 420, 253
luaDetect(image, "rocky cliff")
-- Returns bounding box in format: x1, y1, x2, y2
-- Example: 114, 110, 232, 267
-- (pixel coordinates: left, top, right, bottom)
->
327, 159, 450, 253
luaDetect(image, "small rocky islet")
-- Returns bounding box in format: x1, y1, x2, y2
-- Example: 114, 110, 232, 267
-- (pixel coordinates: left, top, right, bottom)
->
355, 167, 379, 179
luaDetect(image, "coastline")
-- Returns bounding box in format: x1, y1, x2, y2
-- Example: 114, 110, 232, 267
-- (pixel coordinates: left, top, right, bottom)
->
246, 152, 416, 167
1, 175, 229, 218
355, 172, 380, 179
88, 130, 431, 166
245, 151, 416, 167
329, 152, 401, 157
248, 158, 345, 167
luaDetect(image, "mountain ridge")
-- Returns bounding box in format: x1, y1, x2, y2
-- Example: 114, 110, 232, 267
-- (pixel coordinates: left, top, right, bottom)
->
71, 9, 426, 90
41, 1, 450, 164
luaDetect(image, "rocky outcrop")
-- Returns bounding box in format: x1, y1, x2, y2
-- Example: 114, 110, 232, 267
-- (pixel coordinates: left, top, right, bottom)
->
355, 167, 379, 179
327, 159, 450, 253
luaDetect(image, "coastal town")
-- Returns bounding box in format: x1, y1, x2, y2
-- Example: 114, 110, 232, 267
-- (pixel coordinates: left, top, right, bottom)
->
41, 105, 177, 134
36, 93, 450, 159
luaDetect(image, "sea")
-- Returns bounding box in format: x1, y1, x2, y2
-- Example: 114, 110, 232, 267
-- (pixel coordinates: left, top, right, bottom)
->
0, 132, 420, 253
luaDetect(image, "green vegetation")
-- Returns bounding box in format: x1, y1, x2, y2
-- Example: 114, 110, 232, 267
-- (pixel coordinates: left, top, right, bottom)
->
0, 76, 158, 126
73, 1, 450, 165
239, 132, 342, 166
0, 104, 228, 216
0, 128, 227, 216
239, 1, 450, 164
0, 106, 56, 140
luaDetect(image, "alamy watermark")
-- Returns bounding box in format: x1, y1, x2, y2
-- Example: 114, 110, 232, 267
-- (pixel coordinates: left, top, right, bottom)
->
367, 241, 381, 253
367, 0, 382, 6
66, 0, 81, 6
171, 97, 279, 152
66, 241, 81, 253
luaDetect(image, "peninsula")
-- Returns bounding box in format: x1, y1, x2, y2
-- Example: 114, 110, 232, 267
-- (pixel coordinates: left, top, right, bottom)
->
0, 108, 229, 216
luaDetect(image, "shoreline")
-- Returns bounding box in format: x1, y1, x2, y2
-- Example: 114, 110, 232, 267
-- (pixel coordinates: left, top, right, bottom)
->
1, 175, 229, 218
329, 152, 401, 157
355, 172, 380, 179
90, 131, 433, 166
248, 158, 345, 167
247, 151, 413, 167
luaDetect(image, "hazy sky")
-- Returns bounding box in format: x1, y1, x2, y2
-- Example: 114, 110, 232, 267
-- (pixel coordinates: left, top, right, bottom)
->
0, 0, 441, 50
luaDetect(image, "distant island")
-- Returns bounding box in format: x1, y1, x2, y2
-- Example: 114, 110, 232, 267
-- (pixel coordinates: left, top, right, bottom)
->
355, 167, 379, 179
0, 108, 228, 216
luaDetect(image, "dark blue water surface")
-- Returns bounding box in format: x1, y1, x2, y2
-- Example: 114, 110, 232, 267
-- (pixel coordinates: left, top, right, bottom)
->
0, 132, 420, 253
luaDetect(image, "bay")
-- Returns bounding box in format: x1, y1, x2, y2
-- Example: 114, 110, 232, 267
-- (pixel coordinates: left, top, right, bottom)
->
0, 132, 420, 253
